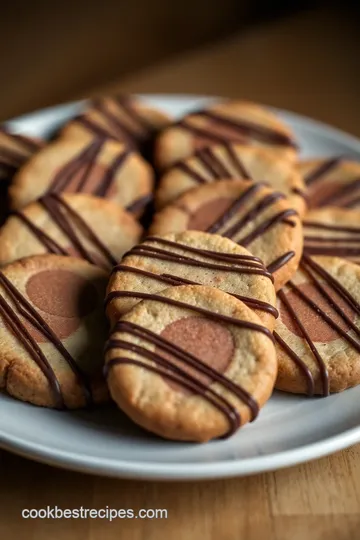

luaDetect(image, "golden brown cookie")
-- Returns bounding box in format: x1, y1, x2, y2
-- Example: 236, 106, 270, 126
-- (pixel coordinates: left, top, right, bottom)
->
303, 207, 360, 263
0, 126, 44, 180
0, 254, 109, 408
150, 179, 303, 290
299, 157, 360, 209
155, 100, 298, 170
59, 95, 172, 153
274, 254, 360, 396
156, 143, 306, 214
104, 284, 277, 442
9, 137, 153, 214
0, 193, 142, 269
106, 231, 277, 330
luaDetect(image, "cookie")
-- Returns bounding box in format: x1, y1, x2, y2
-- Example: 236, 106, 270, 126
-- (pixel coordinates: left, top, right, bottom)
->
0, 193, 142, 269
156, 143, 306, 214
9, 137, 153, 214
300, 157, 360, 209
0, 126, 44, 180
303, 207, 360, 263
155, 100, 298, 170
274, 254, 360, 395
0, 254, 109, 408
106, 231, 277, 330
150, 179, 303, 290
104, 284, 277, 442
59, 95, 172, 153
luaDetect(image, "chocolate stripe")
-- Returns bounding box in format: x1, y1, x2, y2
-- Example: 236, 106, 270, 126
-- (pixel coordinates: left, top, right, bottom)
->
317, 177, 360, 207
267, 251, 295, 274
197, 110, 298, 148
144, 236, 263, 264
274, 331, 315, 396
206, 183, 264, 234
15, 194, 116, 269
304, 158, 341, 186
108, 265, 278, 317
105, 291, 274, 341
94, 150, 129, 197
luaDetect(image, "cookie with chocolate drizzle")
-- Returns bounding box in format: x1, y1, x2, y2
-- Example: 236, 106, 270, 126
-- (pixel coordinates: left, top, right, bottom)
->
106, 230, 277, 330
59, 95, 172, 156
156, 143, 306, 215
155, 100, 298, 170
299, 157, 360, 209
0, 193, 142, 269
150, 179, 303, 290
9, 137, 153, 215
104, 284, 277, 442
275, 255, 360, 395
0, 254, 109, 408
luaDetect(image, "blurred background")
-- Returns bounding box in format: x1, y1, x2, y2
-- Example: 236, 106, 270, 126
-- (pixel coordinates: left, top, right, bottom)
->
1, 0, 359, 134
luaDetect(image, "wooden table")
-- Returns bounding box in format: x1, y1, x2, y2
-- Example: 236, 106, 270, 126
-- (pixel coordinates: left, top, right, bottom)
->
1, 8, 360, 539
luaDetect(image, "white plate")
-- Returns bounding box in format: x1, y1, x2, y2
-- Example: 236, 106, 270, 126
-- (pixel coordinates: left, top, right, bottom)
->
1, 95, 360, 481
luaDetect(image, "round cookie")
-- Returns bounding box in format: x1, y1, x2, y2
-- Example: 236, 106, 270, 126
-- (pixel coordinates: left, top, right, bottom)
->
274, 254, 360, 396
9, 137, 154, 213
303, 207, 360, 263
59, 95, 172, 152
299, 157, 360, 209
0, 126, 44, 180
0, 254, 109, 408
156, 143, 306, 214
0, 193, 142, 269
155, 100, 298, 170
150, 179, 303, 290
106, 231, 277, 330
104, 284, 277, 442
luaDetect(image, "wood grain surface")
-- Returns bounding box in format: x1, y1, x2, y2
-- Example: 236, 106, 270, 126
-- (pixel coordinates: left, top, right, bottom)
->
1, 7, 360, 540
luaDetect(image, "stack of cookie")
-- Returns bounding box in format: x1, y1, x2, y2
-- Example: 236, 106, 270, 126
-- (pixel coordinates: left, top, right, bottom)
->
1, 95, 360, 443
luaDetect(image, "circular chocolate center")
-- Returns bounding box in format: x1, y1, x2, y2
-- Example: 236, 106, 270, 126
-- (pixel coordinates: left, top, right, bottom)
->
26, 269, 98, 318
187, 198, 234, 231
280, 282, 356, 343
158, 316, 234, 394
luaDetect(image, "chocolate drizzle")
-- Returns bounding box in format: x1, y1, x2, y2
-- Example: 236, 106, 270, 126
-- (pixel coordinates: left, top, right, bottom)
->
304, 158, 360, 208
202, 183, 297, 272
178, 108, 297, 149
104, 298, 271, 437
76, 96, 154, 149
267, 252, 295, 274
275, 254, 360, 396
304, 220, 360, 258
14, 193, 117, 269
304, 158, 340, 186
108, 264, 278, 317
0, 271, 92, 408
173, 144, 251, 184
47, 139, 128, 196
126, 194, 153, 214
115, 236, 274, 280
317, 177, 360, 208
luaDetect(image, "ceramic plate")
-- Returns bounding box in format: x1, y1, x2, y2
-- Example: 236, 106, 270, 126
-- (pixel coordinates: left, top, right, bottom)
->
1, 95, 360, 480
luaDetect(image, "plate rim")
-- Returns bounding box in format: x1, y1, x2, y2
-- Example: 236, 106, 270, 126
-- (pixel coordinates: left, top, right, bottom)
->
1, 93, 360, 480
